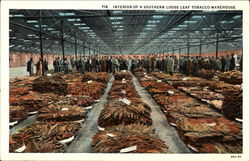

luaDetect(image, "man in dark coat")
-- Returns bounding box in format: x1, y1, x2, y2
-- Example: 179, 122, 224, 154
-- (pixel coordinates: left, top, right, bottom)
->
220, 56, 225, 72
27, 58, 34, 76
230, 54, 236, 71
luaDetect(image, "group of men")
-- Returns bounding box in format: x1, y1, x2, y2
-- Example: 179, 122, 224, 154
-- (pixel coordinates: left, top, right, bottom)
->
28, 53, 242, 76
26, 58, 49, 76
68, 56, 134, 73
53, 57, 70, 74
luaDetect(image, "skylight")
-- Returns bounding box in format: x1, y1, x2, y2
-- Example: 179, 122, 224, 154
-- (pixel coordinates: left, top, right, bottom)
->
47, 28, 54, 31
79, 26, 90, 30
112, 22, 122, 25
192, 16, 205, 19
24, 40, 31, 42
184, 20, 197, 23
27, 20, 38, 23
59, 12, 75, 16
202, 28, 211, 30
155, 10, 169, 13
148, 20, 160, 23
34, 24, 47, 27
51, 31, 60, 33
146, 24, 156, 27
233, 15, 241, 19
113, 11, 123, 14
152, 15, 164, 19
28, 34, 36, 37
110, 17, 123, 20
74, 23, 86, 26
13, 14, 24, 17
220, 20, 227, 24
178, 24, 187, 27
67, 18, 81, 22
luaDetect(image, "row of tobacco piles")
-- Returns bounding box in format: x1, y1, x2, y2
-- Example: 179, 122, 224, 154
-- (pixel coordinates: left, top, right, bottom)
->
9, 72, 110, 153
92, 71, 170, 153
134, 68, 242, 153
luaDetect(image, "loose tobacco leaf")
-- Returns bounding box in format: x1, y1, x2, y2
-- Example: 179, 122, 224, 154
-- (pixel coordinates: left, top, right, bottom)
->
92, 124, 170, 153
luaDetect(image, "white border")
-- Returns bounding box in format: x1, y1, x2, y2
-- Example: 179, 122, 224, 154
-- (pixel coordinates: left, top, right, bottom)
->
1, 1, 249, 161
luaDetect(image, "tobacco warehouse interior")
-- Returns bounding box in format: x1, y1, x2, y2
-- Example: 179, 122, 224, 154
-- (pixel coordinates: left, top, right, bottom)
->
9, 10, 243, 153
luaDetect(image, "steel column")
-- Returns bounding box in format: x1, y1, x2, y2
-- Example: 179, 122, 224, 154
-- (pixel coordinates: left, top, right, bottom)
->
187, 34, 190, 56
89, 43, 91, 57
199, 39, 202, 57
60, 20, 65, 60
74, 32, 77, 60
216, 33, 219, 57
83, 42, 85, 58
39, 11, 44, 76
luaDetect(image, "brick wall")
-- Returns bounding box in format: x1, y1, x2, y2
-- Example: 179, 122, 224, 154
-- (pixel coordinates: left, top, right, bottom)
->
9, 52, 74, 67
10, 49, 242, 67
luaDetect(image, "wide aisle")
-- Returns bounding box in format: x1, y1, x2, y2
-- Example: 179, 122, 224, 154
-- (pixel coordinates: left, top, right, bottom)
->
67, 76, 114, 153
132, 75, 191, 153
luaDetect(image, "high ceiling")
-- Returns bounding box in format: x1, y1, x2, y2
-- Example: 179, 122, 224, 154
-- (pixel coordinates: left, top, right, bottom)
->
9, 10, 242, 56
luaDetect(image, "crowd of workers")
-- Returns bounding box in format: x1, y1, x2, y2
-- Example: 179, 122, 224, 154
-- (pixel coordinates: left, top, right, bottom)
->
27, 54, 242, 76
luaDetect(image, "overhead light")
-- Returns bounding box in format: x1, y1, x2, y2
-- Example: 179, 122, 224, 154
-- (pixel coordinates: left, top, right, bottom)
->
27, 20, 38, 23
228, 21, 234, 23
117, 28, 124, 31
11, 37, 17, 39
9, 45, 15, 48
152, 15, 164, 19
172, 28, 181, 30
